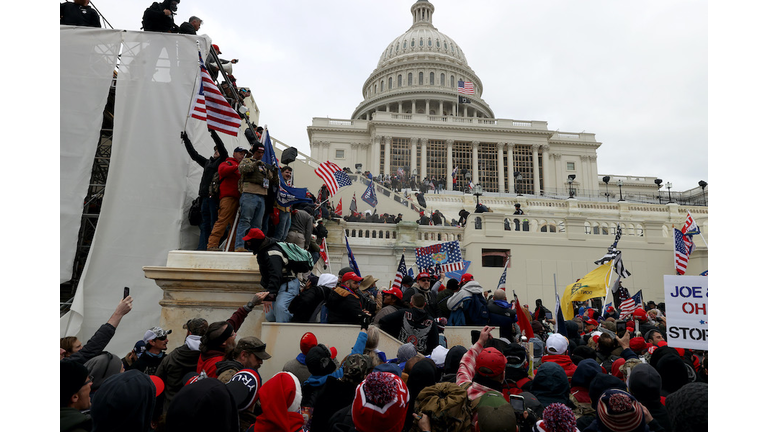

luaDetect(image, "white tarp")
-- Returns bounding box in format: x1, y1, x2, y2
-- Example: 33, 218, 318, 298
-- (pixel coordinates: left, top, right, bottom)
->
60, 27, 122, 284
663, 275, 708, 350
60, 28, 250, 354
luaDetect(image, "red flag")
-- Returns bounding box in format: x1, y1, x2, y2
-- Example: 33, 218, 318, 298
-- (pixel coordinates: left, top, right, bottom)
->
334, 199, 342, 217
319, 238, 330, 268
514, 292, 535, 340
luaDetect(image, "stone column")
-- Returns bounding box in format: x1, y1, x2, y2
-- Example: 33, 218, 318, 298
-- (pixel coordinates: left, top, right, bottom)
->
420, 138, 428, 180
426, 100, 430, 115
532, 144, 541, 196
471, 140, 479, 185
371, 135, 381, 176
497, 142, 505, 194
541, 144, 550, 194
446, 139, 454, 188
439, 100, 444, 116
383, 136, 392, 177
410, 137, 418, 178
552, 153, 562, 194
507, 143, 515, 194
411, 100, 416, 114
398, 101, 403, 113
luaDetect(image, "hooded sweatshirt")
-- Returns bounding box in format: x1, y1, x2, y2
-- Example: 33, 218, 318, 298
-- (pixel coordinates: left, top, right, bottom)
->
628, 363, 673, 432
252, 372, 305, 432
155, 341, 202, 413
531, 362, 572, 409
446, 281, 485, 310
166, 378, 240, 432
377, 307, 439, 355
90, 370, 156, 432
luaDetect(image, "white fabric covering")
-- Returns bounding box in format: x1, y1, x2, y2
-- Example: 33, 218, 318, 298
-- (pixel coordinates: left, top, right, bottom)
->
60, 28, 251, 355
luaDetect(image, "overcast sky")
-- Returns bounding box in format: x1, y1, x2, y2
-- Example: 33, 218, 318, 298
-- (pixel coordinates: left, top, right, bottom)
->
85, 0, 709, 190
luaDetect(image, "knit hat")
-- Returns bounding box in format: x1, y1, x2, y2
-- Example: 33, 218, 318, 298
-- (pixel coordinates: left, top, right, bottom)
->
545, 333, 568, 355
352, 372, 410, 432
227, 369, 262, 411
596, 389, 645, 432
505, 343, 528, 367
629, 337, 647, 353
627, 363, 662, 403
476, 347, 507, 377
588, 374, 627, 410
665, 382, 708, 432
570, 358, 602, 389
476, 391, 517, 432
397, 343, 418, 364
90, 370, 159, 432
342, 354, 372, 384
60, 360, 90, 406
539, 402, 578, 432
446, 278, 459, 291
300, 332, 318, 355
306, 344, 337, 376
84, 351, 123, 393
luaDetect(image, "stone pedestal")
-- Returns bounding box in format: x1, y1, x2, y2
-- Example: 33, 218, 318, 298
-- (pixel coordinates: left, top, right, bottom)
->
143, 250, 266, 352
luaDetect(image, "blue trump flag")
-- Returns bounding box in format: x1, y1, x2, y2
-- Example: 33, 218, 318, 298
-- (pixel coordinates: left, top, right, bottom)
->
261, 129, 312, 207
261, 129, 280, 167
361, 179, 378, 207
344, 235, 361, 277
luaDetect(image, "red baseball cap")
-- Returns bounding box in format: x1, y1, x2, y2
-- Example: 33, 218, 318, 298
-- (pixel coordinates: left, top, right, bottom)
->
242, 228, 265, 242
629, 337, 647, 352
632, 308, 648, 322
300, 332, 318, 355
342, 272, 364, 283
584, 318, 599, 327
460, 273, 474, 284
476, 347, 506, 377
382, 287, 403, 300
417, 272, 430, 280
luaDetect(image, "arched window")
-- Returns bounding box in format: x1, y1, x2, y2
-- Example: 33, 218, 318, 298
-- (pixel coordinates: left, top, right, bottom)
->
429, 72, 434, 85
419, 72, 424, 85
374, 84, 377, 94
404, 40, 408, 50
450, 75, 455, 88
428, 38, 432, 47
411, 39, 415, 47
380, 80, 384, 91
398, 74, 402, 87
388, 77, 392, 89
408, 73, 413, 85
420, 38, 424, 47
440, 73, 445, 86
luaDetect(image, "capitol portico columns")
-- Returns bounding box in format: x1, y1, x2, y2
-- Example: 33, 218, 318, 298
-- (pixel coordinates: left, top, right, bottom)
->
420, 138, 428, 179
541, 145, 550, 194
471, 140, 479, 185
497, 142, 505, 194
446, 139, 454, 185
410, 137, 418, 177
384, 136, 392, 176
371, 135, 381, 176
532, 144, 541, 196
507, 143, 515, 194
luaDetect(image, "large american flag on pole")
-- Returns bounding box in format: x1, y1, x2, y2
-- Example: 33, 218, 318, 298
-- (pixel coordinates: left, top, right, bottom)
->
674, 228, 693, 275
189, 52, 241, 136
616, 286, 638, 320
314, 161, 352, 196
458, 80, 475, 95
392, 254, 407, 290
414, 241, 463, 273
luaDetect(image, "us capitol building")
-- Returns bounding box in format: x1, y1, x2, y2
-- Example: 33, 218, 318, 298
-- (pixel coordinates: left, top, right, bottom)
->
301, 0, 707, 303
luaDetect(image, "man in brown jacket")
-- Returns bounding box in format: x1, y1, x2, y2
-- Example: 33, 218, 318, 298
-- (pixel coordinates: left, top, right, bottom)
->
234, 142, 278, 252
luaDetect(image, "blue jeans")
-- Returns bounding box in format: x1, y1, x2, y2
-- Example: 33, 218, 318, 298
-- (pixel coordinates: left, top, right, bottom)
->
197, 197, 218, 250
275, 210, 291, 241
265, 278, 300, 323
235, 193, 266, 249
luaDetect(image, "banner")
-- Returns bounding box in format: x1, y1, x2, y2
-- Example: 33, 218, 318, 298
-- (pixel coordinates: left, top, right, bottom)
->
560, 263, 613, 320
663, 275, 708, 350
414, 241, 463, 272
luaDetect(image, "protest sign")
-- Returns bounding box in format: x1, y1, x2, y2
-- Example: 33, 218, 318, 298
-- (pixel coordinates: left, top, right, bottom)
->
663, 275, 708, 350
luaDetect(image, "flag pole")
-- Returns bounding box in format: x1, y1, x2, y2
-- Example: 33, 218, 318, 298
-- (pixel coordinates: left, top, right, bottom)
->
601, 259, 616, 316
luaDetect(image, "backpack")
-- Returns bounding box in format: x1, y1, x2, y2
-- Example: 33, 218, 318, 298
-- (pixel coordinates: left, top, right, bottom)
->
415, 382, 472, 432
276, 242, 314, 274
463, 294, 490, 326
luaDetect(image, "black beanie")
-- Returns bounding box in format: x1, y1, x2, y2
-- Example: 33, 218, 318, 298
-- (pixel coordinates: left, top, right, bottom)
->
665, 382, 708, 432
446, 278, 459, 291
306, 344, 336, 377
60, 360, 89, 407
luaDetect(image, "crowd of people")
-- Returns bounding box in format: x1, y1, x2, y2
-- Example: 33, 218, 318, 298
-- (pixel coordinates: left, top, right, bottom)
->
61, 255, 707, 432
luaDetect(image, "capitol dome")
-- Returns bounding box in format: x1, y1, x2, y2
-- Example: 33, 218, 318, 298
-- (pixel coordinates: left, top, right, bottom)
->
351, 0, 494, 120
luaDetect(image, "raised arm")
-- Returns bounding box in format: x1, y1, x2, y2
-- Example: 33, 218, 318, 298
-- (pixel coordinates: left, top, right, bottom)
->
182, 131, 207, 167
209, 129, 229, 159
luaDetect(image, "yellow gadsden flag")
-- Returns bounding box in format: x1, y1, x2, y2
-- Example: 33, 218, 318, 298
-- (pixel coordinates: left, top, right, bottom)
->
561, 263, 613, 320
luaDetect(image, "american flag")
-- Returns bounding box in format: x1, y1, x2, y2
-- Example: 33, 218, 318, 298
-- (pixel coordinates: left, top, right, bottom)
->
349, 192, 357, 213
414, 241, 463, 273
392, 255, 407, 290
458, 80, 475, 95
674, 228, 693, 275
315, 161, 351, 196
319, 238, 330, 268
616, 286, 637, 320
452, 166, 458, 178
189, 52, 241, 136
497, 258, 509, 290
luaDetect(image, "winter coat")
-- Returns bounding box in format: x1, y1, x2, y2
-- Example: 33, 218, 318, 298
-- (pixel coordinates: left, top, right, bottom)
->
60, 407, 91, 432
155, 342, 201, 413
531, 362, 573, 409
166, 378, 240, 432
142, 1, 177, 32
90, 370, 157, 432
326, 286, 376, 325
183, 130, 228, 198
61, 2, 101, 27
218, 158, 242, 200
289, 285, 331, 323
539, 354, 578, 379
628, 363, 673, 432
67, 323, 116, 365
446, 281, 485, 310
256, 238, 292, 295
377, 307, 439, 355
309, 377, 358, 432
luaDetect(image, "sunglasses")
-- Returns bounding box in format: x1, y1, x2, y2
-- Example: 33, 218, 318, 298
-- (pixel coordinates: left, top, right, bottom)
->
155, 336, 167, 341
